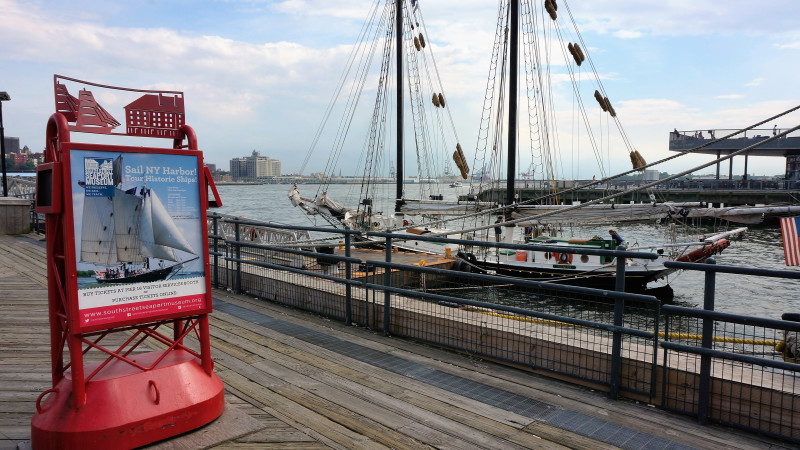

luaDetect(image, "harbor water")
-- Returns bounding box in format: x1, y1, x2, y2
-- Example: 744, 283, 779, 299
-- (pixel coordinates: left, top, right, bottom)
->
215, 183, 799, 320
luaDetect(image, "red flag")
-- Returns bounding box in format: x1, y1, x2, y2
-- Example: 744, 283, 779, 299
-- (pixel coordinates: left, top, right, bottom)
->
780, 216, 800, 266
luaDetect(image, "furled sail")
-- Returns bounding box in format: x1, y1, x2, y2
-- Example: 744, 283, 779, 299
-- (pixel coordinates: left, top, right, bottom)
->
399, 199, 495, 216
315, 192, 351, 216
511, 202, 705, 225
288, 185, 357, 219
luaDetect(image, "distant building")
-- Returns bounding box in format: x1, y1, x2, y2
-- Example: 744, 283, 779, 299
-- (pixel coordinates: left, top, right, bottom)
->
229, 150, 281, 180
643, 169, 659, 181
787, 156, 800, 181
3, 137, 20, 154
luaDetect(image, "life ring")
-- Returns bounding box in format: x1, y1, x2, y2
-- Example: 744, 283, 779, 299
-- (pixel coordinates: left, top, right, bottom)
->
554, 252, 573, 264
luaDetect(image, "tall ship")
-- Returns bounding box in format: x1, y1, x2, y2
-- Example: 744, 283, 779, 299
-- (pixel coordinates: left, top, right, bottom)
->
287, 0, 749, 293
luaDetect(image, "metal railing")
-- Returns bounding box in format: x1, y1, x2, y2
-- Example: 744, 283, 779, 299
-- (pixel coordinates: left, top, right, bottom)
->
660, 259, 800, 442
206, 214, 800, 444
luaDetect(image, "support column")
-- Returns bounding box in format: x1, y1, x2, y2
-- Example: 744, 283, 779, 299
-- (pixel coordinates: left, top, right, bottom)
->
743, 154, 749, 181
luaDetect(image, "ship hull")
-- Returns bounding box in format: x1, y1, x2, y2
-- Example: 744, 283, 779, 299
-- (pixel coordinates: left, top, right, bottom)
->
96, 264, 180, 284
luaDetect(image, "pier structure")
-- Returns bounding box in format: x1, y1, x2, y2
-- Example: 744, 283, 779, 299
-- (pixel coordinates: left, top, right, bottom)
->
669, 127, 800, 181
470, 128, 800, 208
473, 179, 800, 209
0, 232, 789, 449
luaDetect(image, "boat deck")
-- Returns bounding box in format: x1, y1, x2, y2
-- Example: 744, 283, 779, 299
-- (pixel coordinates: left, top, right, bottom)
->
0, 233, 790, 449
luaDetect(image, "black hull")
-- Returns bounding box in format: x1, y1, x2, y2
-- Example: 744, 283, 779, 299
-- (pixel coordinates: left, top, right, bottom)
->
469, 260, 675, 300
96, 265, 179, 284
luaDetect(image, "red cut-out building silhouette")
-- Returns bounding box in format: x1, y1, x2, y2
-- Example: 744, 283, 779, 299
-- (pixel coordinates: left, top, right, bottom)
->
124, 94, 185, 139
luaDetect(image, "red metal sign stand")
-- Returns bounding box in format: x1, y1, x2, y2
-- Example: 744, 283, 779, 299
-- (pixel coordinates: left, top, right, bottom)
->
31, 112, 225, 449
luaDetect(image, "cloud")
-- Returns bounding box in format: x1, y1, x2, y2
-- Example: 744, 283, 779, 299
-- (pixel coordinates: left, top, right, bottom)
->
613, 30, 643, 39
744, 78, 764, 87
614, 98, 688, 125
716, 94, 744, 100
775, 41, 800, 49
572, 1, 800, 37
273, 0, 376, 20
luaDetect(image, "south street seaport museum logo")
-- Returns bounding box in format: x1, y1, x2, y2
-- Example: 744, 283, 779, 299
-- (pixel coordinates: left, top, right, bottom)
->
84, 157, 115, 197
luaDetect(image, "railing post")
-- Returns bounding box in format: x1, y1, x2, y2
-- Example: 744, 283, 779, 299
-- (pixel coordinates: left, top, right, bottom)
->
212, 215, 219, 288
614, 245, 626, 293
234, 221, 242, 294
345, 229, 352, 326
697, 257, 716, 425
650, 304, 660, 399
365, 263, 371, 328
609, 245, 626, 399
660, 311, 671, 405
383, 235, 392, 336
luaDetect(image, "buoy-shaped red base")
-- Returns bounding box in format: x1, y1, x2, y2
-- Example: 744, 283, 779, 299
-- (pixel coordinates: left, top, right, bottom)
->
31, 350, 225, 450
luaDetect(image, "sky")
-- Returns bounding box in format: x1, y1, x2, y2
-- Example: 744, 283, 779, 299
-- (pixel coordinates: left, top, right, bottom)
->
2, 0, 800, 179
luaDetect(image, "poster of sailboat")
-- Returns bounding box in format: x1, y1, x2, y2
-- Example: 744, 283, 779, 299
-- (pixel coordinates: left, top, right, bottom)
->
68, 148, 207, 327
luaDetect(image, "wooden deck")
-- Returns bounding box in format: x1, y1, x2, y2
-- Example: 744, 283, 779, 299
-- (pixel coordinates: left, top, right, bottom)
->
0, 233, 791, 449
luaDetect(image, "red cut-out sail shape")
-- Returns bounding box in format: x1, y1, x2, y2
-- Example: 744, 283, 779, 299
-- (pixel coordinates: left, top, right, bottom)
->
55, 82, 80, 123
73, 89, 121, 133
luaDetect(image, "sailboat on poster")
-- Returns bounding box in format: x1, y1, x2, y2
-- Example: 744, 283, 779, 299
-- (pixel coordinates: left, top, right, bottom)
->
79, 154, 199, 284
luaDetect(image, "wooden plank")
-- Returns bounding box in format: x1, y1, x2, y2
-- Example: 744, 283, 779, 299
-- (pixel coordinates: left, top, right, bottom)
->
0, 424, 33, 440
209, 315, 551, 449
209, 339, 439, 449
219, 369, 403, 450
212, 290, 784, 449
146, 403, 264, 450
0, 401, 37, 413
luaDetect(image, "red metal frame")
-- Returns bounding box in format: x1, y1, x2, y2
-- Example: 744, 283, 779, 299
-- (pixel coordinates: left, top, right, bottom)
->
32, 113, 223, 449
54, 74, 186, 139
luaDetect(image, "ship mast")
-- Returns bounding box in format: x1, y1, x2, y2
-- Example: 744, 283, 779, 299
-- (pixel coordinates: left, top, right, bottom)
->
395, 0, 404, 212
506, 0, 518, 208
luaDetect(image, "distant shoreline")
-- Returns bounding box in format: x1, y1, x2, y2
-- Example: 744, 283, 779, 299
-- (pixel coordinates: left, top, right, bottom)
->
214, 178, 453, 186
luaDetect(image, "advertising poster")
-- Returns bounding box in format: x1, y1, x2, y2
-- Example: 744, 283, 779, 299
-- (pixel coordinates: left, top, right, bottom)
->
70, 149, 207, 327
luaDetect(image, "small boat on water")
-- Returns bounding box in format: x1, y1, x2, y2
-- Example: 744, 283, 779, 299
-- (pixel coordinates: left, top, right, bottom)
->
449, 181, 462, 188
457, 230, 742, 293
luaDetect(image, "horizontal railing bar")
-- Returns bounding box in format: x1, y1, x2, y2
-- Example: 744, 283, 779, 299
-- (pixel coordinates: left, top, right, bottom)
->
660, 341, 800, 372
227, 257, 363, 287
663, 305, 800, 331
366, 259, 661, 305
366, 230, 659, 259
229, 240, 362, 264
664, 261, 800, 278
209, 213, 361, 235
366, 282, 657, 339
